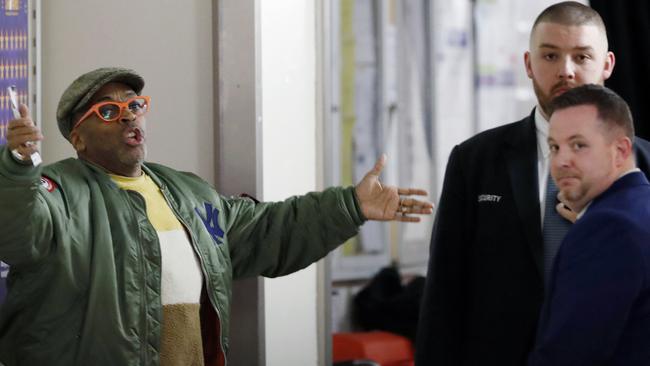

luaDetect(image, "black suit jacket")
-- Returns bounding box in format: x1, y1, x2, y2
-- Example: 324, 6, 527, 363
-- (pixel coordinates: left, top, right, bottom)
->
415, 110, 650, 366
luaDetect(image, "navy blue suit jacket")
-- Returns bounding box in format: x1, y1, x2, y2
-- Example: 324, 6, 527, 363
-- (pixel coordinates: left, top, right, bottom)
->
529, 171, 650, 365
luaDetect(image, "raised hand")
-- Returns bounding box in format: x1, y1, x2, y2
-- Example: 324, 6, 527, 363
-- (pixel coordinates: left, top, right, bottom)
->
7, 104, 43, 160
354, 154, 434, 222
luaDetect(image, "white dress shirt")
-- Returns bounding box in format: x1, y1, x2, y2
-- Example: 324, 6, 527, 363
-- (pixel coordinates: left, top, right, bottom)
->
535, 107, 551, 226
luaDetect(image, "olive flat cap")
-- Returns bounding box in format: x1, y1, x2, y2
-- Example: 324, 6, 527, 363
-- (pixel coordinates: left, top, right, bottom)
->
56, 67, 145, 140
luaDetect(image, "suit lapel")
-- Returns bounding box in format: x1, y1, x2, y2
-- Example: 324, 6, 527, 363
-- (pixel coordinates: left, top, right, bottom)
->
504, 111, 544, 278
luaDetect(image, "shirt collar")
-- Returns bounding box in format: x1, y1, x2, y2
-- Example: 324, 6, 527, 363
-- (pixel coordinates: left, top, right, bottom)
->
620, 167, 641, 178
576, 201, 591, 220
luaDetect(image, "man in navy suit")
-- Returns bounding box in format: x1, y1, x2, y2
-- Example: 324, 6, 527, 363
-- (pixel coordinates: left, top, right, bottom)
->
529, 84, 650, 365
416, 2, 650, 365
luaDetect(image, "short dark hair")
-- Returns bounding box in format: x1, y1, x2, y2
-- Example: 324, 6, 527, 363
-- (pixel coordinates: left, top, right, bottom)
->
549, 84, 634, 140
532, 1, 606, 33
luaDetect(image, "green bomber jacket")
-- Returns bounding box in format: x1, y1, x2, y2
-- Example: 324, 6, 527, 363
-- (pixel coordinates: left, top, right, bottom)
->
0, 146, 365, 365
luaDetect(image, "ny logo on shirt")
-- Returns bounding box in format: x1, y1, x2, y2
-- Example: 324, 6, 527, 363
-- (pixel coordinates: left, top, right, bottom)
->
195, 202, 225, 245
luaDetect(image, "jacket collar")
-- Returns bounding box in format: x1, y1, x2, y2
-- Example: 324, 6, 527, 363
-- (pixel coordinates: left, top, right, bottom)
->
78, 159, 167, 192
504, 109, 544, 279
588, 170, 649, 210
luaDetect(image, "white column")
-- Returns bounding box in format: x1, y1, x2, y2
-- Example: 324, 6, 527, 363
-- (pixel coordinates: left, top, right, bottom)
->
260, 0, 321, 365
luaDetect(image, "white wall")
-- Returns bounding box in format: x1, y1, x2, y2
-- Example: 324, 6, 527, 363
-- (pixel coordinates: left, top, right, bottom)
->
41, 0, 215, 181
260, 1, 321, 365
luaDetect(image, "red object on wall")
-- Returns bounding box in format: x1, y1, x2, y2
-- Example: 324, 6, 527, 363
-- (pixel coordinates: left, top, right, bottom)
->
332, 331, 414, 366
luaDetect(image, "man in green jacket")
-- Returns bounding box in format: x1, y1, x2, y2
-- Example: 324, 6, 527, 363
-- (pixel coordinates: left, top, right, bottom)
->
0, 67, 432, 366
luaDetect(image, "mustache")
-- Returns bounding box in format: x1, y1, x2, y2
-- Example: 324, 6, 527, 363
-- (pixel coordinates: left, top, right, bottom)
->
553, 166, 580, 179
551, 81, 574, 95
553, 172, 580, 180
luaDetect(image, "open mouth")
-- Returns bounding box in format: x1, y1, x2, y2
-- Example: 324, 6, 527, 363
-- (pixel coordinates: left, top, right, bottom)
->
125, 128, 145, 146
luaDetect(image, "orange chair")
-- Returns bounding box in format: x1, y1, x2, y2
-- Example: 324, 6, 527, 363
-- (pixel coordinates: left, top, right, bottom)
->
332, 331, 414, 366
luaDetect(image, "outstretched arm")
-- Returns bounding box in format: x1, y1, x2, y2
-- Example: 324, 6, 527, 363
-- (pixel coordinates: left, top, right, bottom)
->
225, 154, 433, 279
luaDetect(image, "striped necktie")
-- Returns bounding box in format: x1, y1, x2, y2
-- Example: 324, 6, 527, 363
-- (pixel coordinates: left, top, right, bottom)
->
542, 175, 572, 284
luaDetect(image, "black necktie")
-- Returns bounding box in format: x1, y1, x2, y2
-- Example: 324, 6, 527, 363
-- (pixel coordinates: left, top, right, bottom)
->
542, 175, 572, 284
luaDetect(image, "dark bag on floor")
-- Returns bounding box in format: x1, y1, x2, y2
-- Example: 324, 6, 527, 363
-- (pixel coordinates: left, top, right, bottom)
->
353, 266, 425, 342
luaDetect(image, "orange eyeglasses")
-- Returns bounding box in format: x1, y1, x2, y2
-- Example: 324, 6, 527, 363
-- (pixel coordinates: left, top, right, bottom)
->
73, 96, 151, 130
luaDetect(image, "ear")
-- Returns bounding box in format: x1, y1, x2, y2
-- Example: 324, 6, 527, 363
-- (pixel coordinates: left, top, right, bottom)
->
613, 135, 632, 167
602, 51, 615, 81
524, 51, 534, 79
70, 129, 86, 153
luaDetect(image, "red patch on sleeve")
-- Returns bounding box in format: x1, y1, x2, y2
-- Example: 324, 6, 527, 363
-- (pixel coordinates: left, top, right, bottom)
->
40, 176, 57, 192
